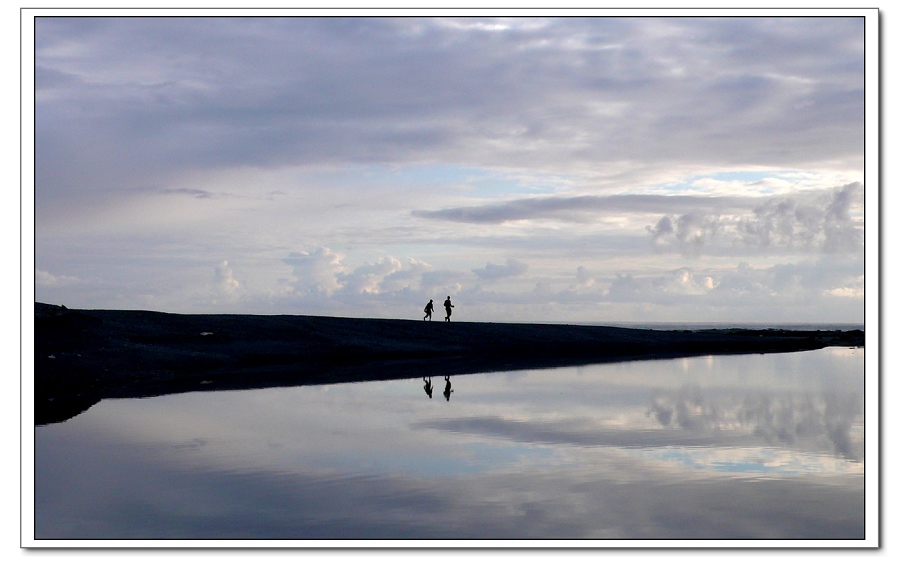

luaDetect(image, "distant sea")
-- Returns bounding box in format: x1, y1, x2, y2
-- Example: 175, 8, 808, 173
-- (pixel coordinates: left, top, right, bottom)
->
604, 322, 866, 331
567, 322, 865, 332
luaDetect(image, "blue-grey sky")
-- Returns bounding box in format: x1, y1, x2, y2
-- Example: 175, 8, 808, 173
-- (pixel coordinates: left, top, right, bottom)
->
32, 13, 869, 323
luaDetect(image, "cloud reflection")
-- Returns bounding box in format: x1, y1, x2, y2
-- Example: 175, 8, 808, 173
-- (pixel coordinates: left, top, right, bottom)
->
35, 423, 863, 540
647, 387, 863, 461
33, 348, 865, 541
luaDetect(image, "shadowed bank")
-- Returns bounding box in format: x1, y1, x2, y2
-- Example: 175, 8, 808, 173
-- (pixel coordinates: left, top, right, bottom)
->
33, 303, 864, 425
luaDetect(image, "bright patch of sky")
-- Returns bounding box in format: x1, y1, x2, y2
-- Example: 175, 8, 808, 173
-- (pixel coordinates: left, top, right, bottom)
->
639, 169, 863, 198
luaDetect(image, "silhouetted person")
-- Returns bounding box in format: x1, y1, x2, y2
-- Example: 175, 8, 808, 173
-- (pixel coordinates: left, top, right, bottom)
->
443, 375, 453, 401
424, 299, 434, 321
444, 296, 454, 322
423, 376, 433, 398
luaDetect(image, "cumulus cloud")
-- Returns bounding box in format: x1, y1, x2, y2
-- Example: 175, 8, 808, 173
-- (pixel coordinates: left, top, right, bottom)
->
338, 256, 403, 294
647, 215, 675, 245
283, 248, 346, 296
822, 183, 864, 253
641, 184, 863, 257
647, 213, 720, 256
737, 183, 863, 252
823, 276, 865, 298
414, 183, 862, 256
377, 258, 434, 293
416, 184, 863, 260
543, 256, 863, 323
472, 259, 529, 281
606, 268, 717, 304
670, 268, 717, 294
419, 270, 465, 297
215, 260, 240, 295
571, 266, 596, 291
282, 248, 443, 301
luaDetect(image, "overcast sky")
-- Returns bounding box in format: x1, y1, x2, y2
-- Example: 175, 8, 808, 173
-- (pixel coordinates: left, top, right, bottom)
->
31, 13, 869, 324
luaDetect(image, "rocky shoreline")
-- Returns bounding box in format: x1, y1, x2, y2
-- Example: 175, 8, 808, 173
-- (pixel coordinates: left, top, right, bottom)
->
32, 302, 864, 425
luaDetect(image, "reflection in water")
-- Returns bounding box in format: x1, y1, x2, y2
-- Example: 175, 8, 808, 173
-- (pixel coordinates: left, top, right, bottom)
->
32, 348, 866, 541
646, 387, 863, 461
443, 376, 453, 402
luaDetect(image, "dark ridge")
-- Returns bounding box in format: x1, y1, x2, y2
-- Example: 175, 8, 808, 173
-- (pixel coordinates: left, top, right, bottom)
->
32, 303, 864, 425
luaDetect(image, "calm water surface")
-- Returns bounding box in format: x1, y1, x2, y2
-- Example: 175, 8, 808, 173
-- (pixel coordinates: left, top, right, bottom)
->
34, 347, 865, 541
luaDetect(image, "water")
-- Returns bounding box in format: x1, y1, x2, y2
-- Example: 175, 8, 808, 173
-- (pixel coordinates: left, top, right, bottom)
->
32, 347, 865, 542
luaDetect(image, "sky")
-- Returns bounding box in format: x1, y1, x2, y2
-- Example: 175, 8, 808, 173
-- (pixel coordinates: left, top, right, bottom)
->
30, 12, 871, 324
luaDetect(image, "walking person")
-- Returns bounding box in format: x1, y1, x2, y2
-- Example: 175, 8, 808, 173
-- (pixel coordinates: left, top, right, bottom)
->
423, 299, 434, 321
443, 296, 454, 322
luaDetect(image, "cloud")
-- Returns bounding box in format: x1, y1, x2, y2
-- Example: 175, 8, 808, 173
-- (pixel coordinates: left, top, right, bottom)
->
641, 184, 863, 257
414, 184, 863, 260
571, 266, 596, 291
338, 256, 403, 294
737, 182, 863, 252
214, 260, 240, 296
282, 249, 441, 301
605, 268, 717, 305
35, 17, 864, 205
647, 213, 720, 256
31, 16, 866, 324
283, 248, 346, 296
647, 215, 675, 245
419, 270, 465, 297
822, 182, 864, 253
543, 257, 862, 321
162, 188, 214, 199
823, 276, 864, 298
702, 259, 865, 315
37, 410, 864, 539
377, 258, 434, 293
425, 380, 863, 463
414, 194, 752, 225
35, 269, 81, 287
472, 259, 528, 281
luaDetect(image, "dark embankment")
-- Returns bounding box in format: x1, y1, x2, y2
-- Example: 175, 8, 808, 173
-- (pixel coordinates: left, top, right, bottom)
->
33, 302, 864, 425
